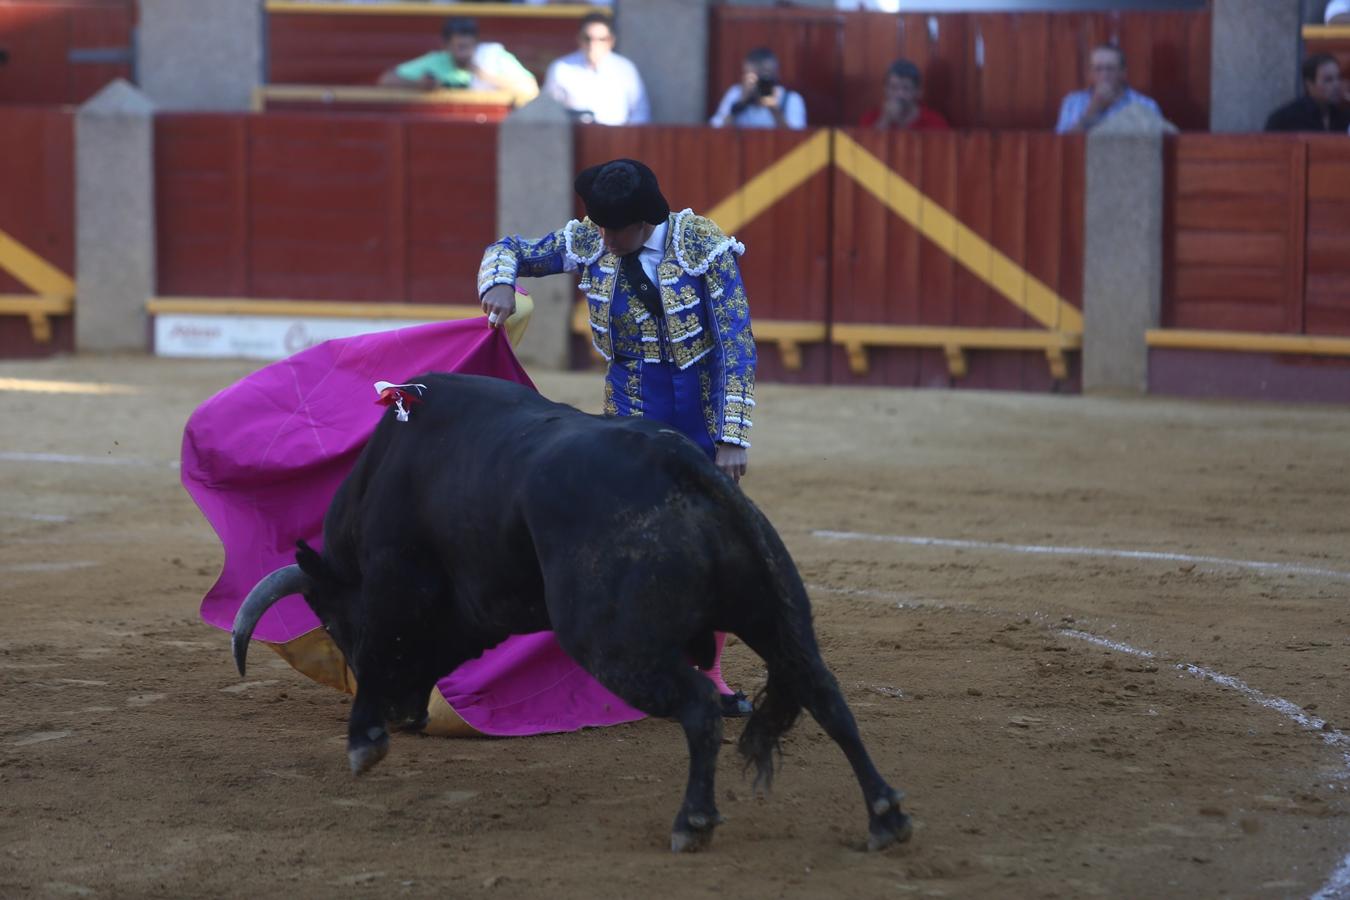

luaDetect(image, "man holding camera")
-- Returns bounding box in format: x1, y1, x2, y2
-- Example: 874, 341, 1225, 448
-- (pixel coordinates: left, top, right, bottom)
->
710, 47, 807, 130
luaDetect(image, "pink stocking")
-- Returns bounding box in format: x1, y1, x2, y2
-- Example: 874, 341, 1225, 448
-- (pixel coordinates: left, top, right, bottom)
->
701, 631, 734, 696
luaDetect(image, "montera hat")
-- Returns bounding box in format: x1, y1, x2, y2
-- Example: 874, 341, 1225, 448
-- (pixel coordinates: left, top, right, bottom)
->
573, 159, 670, 229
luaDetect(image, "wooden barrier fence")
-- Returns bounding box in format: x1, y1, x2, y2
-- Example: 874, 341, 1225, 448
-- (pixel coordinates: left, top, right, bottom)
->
709, 6, 1211, 131
155, 112, 498, 310
0, 105, 76, 356
576, 125, 1087, 391
0, 0, 134, 105
1153, 133, 1350, 402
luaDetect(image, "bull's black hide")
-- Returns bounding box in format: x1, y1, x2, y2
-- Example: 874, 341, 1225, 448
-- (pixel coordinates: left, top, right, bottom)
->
233, 373, 912, 852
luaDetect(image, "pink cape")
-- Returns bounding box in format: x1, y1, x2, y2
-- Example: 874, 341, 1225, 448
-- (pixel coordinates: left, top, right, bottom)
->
181, 320, 643, 736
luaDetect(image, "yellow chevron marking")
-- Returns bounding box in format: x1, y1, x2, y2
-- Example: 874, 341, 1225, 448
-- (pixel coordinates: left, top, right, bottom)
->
832, 131, 1083, 334
0, 229, 75, 299
705, 130, 832, 235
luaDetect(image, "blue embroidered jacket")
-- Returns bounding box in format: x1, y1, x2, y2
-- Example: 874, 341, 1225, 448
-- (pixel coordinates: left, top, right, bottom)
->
478, 209, 756, 448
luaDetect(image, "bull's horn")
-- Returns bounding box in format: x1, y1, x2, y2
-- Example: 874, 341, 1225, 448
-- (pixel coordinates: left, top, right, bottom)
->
231, 564, 312, 677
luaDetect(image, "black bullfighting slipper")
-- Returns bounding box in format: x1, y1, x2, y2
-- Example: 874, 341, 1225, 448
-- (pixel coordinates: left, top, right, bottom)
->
720, 690, 753, 718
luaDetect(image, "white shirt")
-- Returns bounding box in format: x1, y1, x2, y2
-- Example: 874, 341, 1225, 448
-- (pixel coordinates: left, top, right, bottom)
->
709, 85, 807, 130
544, 51, 650, 126
835, 0, 900, 10
560, 220, 667, 284
1327, 0, 1350, 22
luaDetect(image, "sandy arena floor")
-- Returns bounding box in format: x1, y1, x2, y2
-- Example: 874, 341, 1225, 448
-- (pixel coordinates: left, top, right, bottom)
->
1, 354, 1348, 899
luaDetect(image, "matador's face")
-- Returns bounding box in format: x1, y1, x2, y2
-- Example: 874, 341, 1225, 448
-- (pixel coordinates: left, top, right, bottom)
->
600, 221, 652, 257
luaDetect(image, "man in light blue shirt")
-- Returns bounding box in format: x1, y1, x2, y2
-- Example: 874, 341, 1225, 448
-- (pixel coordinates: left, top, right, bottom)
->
710, 47, 807, 130
543, 13, 649, 126
1055, 45, 1161, 133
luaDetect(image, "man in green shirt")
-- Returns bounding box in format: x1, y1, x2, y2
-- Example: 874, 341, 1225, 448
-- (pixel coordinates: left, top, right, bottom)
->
378, 18, 539, 104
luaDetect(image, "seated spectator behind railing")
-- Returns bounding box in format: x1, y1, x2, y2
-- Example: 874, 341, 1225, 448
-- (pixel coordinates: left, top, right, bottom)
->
1327, 0, 1350, 24
543, 13, 649, 125
1055, 45, 1161, 133
378, 17, 539, 104
860, 60, 949, 131
1265, 54, 1349, 132
710, 47, 807, 130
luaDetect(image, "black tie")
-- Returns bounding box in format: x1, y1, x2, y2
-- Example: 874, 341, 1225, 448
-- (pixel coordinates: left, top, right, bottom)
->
621, 250, 663, 320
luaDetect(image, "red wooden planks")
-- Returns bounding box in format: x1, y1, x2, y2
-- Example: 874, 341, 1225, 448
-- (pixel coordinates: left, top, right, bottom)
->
155, 112, 499, 306
1163, 135, 1305, 334
0, 0, 133, 104
1304, 138, 1350, 336
405, 120, 497, 304
155, 114, 248, 297
0, 104, 74, 356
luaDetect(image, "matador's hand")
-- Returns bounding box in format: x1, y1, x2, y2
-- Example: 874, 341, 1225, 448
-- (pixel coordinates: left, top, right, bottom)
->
715, 444, 748, 484
481, 284, 516, 328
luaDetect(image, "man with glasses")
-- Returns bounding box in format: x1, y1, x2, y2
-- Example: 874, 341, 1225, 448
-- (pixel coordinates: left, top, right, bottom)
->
543, 12, 650, 125
1055, 44, 1161, 133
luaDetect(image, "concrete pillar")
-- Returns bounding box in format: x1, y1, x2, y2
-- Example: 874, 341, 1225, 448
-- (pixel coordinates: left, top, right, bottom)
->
497, 96, 575, 369
137, 0, 263, 111
1082, 104, 1173, 395
1210, 0, 1302, 133
615, 0, 711, 124
75, 80, 156, 353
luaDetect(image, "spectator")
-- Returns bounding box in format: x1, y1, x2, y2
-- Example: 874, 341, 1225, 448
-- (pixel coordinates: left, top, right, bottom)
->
1327, 0, 1350, 24
543, 13, 649, 125
378, 18, 539, 104
1055, 44, 1161, 133
1265, 54, 1350, 132
710, 47, 807, 130
859, 59, 949, 131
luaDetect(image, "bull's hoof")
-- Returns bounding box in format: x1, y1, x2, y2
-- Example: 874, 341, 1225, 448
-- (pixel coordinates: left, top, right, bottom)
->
671, 828, 715, 853
347, 730, 390, 775
866, 790, 913, 852
670, 812, 723, 853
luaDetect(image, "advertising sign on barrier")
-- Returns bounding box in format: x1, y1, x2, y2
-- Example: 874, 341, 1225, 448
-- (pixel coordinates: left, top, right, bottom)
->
154, 315, 434, 360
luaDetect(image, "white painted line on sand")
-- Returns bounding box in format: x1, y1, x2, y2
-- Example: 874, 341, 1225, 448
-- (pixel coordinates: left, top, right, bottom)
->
12, 730, 74, 747
0, 451, 178, 470
0, 561, 97, 574
0, 512, 71, 523
1059, 629, 1155, 658
815, 580, 1348, 896
812, 530, 1350, 580
1314, 855, 1350, 900
1058, 630, 1350, 900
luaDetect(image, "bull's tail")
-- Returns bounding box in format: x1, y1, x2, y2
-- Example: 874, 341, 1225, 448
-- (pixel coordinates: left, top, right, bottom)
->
733, 510, 824, 792
737, 665, 803, 792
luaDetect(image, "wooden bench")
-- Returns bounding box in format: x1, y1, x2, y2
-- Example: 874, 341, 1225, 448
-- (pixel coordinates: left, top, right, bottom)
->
831, 324, 1081, 380
0, 295, 73, 343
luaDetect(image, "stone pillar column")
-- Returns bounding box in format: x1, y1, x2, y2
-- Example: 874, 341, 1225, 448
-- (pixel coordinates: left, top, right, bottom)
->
75, 80, 156, 353
497, 96, 574, 369
1210, 0, 1302, 132
616, 0, 711, 124
1082, 104, 1172, 395
137, 0, 263, 111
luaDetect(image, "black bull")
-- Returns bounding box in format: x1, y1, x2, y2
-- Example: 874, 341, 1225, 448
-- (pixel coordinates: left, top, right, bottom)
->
231, 373, 912, 852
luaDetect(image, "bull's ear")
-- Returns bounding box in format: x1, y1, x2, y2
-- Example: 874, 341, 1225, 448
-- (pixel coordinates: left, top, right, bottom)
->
295, 540, 334, 582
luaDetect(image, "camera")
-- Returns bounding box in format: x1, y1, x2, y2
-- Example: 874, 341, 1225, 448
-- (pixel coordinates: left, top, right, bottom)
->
756, 77, 777, 98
